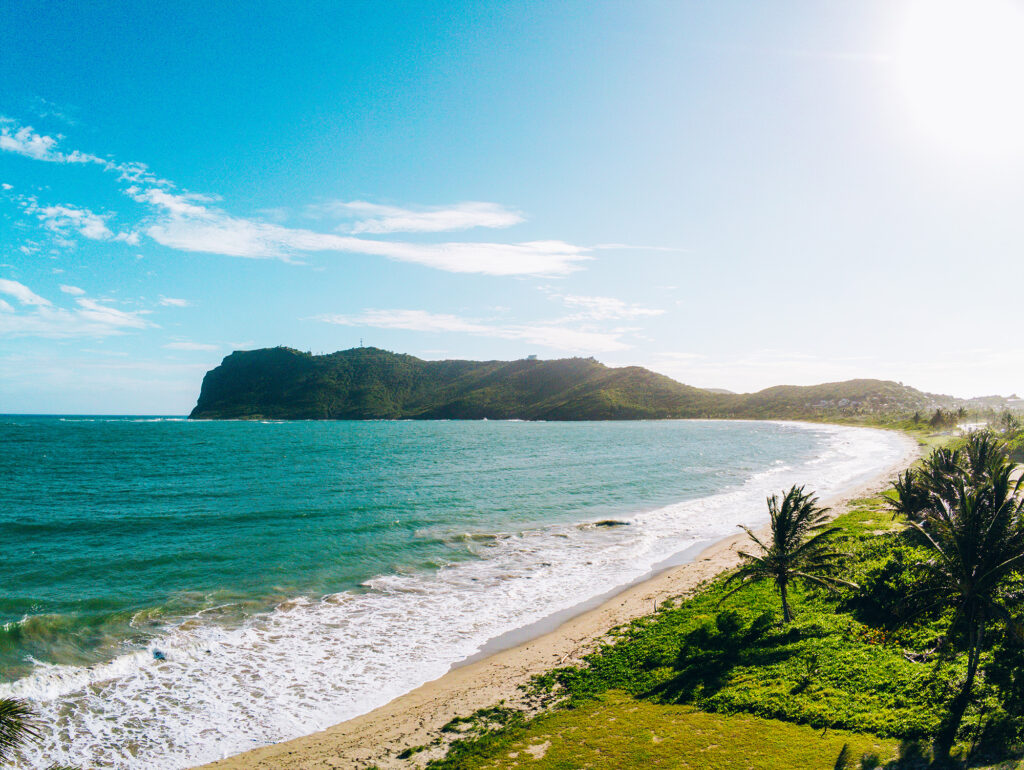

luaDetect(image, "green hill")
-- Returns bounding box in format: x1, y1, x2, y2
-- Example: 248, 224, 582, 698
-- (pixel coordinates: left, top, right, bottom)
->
188, 347, 965, 421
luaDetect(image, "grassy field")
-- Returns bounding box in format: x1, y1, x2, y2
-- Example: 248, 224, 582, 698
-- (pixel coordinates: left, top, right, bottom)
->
446, 690, 903, 769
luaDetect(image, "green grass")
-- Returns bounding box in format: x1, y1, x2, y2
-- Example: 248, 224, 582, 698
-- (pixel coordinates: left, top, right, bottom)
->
454, 690, 902, 769
521, 499, 956, 740
424, 491, 1024, 768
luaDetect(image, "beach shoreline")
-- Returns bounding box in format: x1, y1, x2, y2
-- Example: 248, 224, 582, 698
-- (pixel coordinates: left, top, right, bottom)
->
198, 428, 920, 770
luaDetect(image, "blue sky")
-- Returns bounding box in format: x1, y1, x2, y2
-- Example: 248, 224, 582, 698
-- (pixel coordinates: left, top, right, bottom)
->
3, 0, 1024, 413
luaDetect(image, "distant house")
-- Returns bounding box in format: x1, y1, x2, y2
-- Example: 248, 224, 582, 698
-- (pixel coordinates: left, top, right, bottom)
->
527, 354, 538, 360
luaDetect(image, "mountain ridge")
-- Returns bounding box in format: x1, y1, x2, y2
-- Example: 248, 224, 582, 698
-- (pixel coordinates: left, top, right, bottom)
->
188, 346, 974, 421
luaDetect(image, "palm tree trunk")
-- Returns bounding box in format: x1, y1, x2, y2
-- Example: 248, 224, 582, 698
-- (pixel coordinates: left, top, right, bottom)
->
780, 580, 792, 624
934, 619, 984, 764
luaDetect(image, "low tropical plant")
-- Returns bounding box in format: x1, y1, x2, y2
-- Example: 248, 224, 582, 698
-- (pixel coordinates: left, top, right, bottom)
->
0, 697, 40, 764
721, 485, 856, 623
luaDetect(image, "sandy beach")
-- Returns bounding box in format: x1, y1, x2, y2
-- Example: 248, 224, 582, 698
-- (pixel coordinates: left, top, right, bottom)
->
199, 431, 920, 770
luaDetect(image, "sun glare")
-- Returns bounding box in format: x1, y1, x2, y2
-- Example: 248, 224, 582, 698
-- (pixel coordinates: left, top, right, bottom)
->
897, 0, 1024, 156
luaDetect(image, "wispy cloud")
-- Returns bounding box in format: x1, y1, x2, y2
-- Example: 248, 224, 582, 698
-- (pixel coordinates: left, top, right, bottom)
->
549, 292, 664, 321
31, 97, 79, 127
74, 298, 149, 329
0, 279, 153, 338
0, 118, 170, 185
0, 119, 593, 276
0, 123, 64, 161
593, 243, 687, 252
0, 278, 52, 306
159, 296, 190, 307
315, 200, 525, 234
6, 193, 140, 248
59, 284, 86, 296
135, 188, 588, 275
0, 120, 103, 164
316, 309, 630, 352
164, 341, 218, 351
27, 202, 114, 240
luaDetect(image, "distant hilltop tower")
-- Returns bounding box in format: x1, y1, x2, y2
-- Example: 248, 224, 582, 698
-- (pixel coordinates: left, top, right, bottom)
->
527, 354, 538, 360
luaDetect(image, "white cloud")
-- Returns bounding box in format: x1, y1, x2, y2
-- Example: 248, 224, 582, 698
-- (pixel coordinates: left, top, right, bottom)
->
0, 121, 104, 165
74, 298, 150, 329
60, 284, 86, 296
556, 293, 664, 321
0, 124, 61, 161
136, 189, 588, 275
164, 341, 219, 351
0, 280, 153, 338
0, 299, 14, 313
159, 297, 190, 307
12, 195, 140, 249
1, 119, 592, 276
23, 201, 114, 241
318, 200, 525, 234
1, 183, 12, 190
0, 278, 52, 306
316, 309, 629, 352
0, 120, 171, 187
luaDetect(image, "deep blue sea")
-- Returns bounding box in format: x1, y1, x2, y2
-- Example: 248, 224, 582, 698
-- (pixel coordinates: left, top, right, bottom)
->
0, 416, 911, 768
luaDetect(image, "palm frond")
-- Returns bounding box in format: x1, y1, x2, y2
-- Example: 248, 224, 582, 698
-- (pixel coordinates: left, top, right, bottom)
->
0, 698, 41, 763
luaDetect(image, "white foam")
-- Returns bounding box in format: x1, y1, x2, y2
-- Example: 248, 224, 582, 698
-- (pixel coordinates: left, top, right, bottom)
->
5, 423, 913, 769
57, 417, 188, 423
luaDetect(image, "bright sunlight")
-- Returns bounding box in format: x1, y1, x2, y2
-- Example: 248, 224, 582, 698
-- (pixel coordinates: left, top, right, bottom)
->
897, 0, 1024, 156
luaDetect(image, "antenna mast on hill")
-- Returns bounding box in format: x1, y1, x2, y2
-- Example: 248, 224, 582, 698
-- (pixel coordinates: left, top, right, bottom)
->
360, 338, 363, 347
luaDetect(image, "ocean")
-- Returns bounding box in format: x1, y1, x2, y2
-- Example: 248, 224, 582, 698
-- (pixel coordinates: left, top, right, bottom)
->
0, 416, 910, 768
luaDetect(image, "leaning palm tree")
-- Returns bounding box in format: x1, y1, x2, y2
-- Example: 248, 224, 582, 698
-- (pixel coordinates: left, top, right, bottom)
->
721, 485, 856, 624
905, 463, 1024, 764
0, 697, 40, 763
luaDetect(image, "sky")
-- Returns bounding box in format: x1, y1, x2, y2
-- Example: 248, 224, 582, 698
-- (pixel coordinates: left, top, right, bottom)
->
3, 0, 1024, 414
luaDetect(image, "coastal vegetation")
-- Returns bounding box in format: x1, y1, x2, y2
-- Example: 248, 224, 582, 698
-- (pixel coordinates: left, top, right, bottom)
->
0, 698, 39, 764
721, 485, 855, 624
888, 433, 1024, 763
188, 346, 1011, 421
418, 431, 1024, 769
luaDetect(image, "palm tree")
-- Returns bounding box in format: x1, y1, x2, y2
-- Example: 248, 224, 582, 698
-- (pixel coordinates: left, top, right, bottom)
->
902, 461, 1024, 763
0, 697, 40, 763
721, 485, 856, 624
887, 432, 1009, 523
889, 468, 931, 522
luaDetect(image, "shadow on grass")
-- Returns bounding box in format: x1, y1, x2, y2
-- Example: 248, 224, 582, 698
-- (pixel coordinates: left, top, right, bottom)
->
641, 610, 801, 704
834, 735, 1023, 770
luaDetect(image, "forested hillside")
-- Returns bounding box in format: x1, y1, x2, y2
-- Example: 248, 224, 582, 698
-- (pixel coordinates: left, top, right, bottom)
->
189, 347, 972, 421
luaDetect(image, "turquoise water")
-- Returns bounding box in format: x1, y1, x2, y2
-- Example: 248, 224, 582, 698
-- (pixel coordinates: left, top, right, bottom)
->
0, 417, 910, 768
